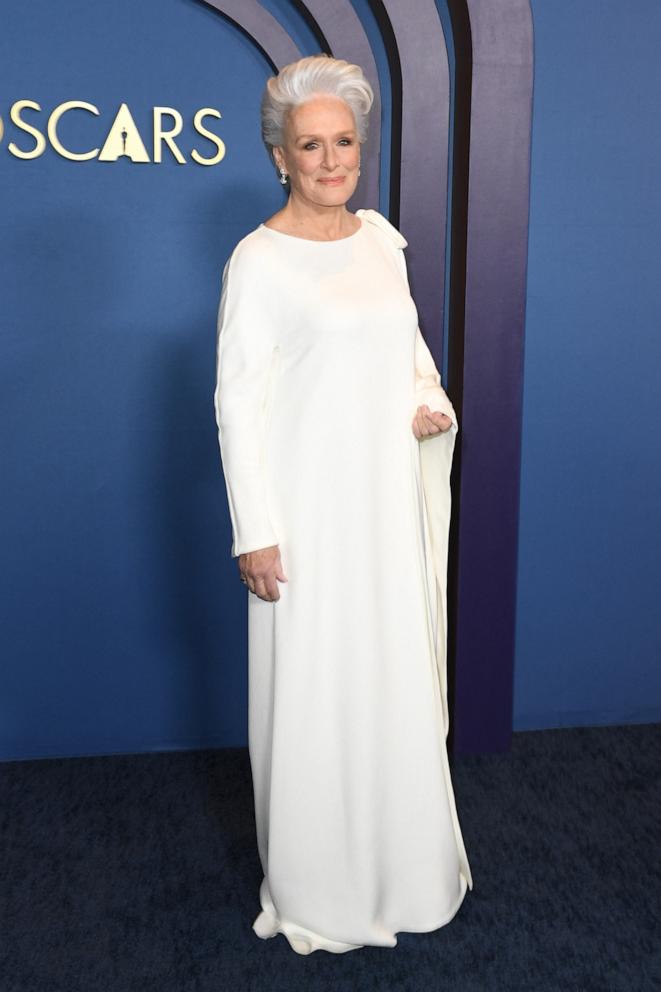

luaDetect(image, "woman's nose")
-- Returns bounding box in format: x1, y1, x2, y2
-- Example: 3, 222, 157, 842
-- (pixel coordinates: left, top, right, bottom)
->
322, 145, 338, 170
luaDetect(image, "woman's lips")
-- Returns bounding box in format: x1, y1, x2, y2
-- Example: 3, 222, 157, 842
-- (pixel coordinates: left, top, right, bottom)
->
318, 176, 346, 185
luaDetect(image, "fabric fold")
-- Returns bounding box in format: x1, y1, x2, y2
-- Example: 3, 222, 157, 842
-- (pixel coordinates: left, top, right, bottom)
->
419, 426, 474, 891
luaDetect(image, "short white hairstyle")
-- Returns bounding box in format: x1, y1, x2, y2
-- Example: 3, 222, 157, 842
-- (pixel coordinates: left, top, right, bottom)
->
261, 54, 374, 167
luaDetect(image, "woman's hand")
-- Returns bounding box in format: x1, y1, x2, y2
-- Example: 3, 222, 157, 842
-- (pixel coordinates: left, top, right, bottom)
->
412, 404, 453, 440
239, 545, 288, 602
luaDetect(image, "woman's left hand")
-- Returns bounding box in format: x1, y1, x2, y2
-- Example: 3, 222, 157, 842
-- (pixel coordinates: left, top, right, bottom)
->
412, 404, 453, 440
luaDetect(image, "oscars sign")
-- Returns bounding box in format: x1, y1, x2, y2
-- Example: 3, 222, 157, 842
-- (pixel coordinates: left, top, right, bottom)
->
0, 100, 226, 165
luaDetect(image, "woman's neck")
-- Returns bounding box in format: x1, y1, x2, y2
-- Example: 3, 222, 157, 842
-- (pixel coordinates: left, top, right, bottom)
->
265, 198, 358, 241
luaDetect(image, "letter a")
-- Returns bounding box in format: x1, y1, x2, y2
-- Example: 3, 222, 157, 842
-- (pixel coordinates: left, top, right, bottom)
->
99, 103, 150, 163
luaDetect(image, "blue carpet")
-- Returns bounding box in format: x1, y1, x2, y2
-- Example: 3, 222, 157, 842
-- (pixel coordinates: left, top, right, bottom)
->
1, 723, 659, 991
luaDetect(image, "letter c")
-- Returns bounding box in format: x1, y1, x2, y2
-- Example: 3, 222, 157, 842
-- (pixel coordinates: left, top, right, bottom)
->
48, 101, 100, 161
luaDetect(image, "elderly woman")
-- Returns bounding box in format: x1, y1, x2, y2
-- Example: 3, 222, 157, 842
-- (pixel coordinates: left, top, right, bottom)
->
214, 54, 473, 955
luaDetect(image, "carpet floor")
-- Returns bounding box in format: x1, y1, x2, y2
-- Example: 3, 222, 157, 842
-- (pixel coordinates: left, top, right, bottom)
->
1, 722, 659, 991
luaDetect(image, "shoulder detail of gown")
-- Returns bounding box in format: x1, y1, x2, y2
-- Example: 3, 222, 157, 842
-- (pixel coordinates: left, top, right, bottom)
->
355, 208, 408, 249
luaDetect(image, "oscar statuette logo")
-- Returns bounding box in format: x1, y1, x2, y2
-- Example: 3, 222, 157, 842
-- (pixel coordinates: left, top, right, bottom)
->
0, 100, 226, 165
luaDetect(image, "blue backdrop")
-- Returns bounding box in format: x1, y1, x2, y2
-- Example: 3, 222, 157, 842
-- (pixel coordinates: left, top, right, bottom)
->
1, 0, 659, 760
513, 0, 661, 729
0, 0, 284, 759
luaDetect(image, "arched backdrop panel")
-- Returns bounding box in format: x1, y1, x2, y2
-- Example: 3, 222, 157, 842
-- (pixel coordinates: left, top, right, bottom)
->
0, 0, 532, 759
204, 0, 534, 754
446, 0, 533, 752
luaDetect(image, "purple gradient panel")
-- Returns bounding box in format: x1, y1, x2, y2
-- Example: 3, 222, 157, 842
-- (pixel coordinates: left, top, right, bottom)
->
201, 0, 302, 66
381, 0, 451, 372
452, 0, 533, 752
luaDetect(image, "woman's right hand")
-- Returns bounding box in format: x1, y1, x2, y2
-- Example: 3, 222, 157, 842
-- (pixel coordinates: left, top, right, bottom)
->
239, 546, 288, 602
412, 404, 453, 440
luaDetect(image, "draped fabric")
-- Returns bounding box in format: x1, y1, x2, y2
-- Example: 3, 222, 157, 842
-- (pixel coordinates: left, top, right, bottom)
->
214, 208, 473, 954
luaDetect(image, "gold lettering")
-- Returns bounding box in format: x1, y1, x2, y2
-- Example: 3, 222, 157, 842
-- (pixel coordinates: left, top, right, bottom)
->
153, 107, 186, 164
48, 101, 100, 161
98, 103, 150, 163
191, 109, 225, 166
3, 100, 226, 165
8, 100, 47, 159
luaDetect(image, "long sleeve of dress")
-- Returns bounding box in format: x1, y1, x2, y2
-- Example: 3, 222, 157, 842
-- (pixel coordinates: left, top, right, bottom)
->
213, 245, 281, 558
414, 327, 459, 434
394, 247, 459, 434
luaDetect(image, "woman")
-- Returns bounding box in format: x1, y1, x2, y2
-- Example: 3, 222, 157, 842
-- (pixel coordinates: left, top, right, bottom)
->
214, 54, 473, 955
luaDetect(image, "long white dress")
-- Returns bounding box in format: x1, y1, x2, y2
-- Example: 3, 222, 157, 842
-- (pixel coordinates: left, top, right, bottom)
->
213, 208, 473, 954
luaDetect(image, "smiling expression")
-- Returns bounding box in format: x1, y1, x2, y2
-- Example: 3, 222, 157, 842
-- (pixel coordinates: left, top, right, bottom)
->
273, 94, 361, 207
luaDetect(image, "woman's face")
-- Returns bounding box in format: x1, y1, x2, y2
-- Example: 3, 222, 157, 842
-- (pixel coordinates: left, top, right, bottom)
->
274, 94, 361, 207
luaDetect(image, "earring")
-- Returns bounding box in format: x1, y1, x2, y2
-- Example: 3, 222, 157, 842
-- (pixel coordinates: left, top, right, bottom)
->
279, 167, 288, 185
358, 166, 361, 177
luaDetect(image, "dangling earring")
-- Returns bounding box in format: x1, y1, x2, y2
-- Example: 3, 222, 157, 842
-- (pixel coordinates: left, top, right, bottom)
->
279, 167, 288, 185
358, 166, 361, 177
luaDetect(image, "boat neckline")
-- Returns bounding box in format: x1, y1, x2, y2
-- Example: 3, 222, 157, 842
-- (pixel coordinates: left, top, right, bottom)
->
258, 215, 364, 244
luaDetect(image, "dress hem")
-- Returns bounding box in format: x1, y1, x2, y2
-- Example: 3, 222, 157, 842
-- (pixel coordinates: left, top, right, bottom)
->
252, 870, 470, 955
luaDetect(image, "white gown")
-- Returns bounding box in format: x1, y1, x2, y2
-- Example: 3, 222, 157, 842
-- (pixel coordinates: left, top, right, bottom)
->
213, 208, 473, 954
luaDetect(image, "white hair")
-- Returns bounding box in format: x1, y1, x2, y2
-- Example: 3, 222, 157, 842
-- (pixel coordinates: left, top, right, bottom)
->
261, 54, 374, 168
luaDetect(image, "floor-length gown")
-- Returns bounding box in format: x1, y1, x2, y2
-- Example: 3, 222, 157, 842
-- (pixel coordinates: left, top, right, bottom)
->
213, 208, 473, 954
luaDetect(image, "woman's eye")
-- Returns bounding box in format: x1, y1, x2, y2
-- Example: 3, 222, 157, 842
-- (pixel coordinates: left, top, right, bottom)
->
302, 139, 353, 150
